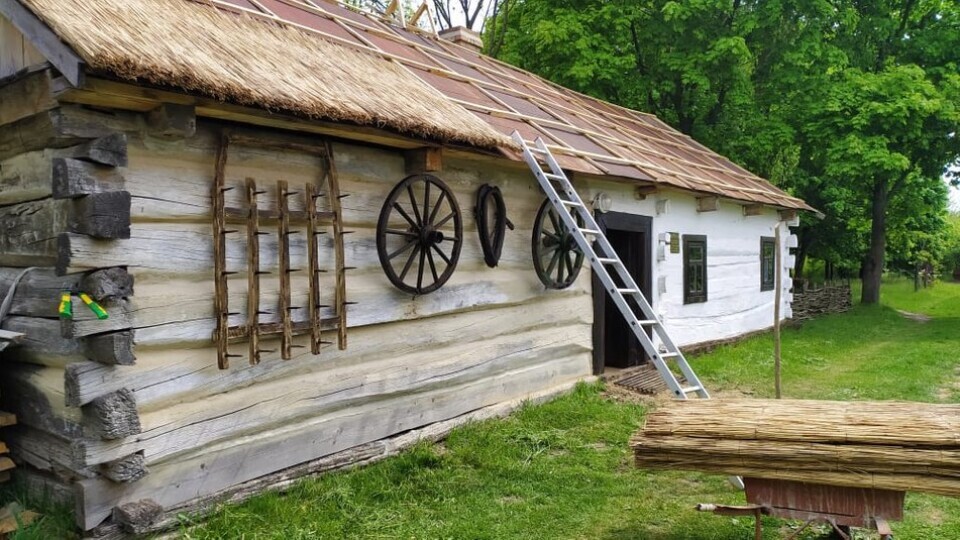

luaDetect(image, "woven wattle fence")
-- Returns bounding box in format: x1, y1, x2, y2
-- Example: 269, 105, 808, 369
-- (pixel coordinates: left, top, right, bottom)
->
631, 399, 960, 497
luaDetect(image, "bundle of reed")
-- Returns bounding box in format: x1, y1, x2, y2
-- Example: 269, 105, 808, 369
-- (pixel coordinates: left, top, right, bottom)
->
631, 399, 960, 497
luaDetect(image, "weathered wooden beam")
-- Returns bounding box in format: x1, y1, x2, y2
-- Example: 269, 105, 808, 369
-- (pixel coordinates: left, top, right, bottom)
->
2, 316, 134, 367
0, 134, 128, 205
0, 2, 84, 87
742, 203, 764, 217
404, 147, 442, 174
0, 267, 132, 318
696, 195, 720, 213
74, 367, 589, 531
52, 158, 125, 198
82, 389, 141, 440
0, 363, 83, 439
0, 193, 131, 266
0, 68, 56, 127
112, 499, 162, 534
0, 329, 24, 352
6, 425, 92, 482
634, 184, 659, 200
779, 208, 798, 222
69, 191, 131, 238
100, 453, 148, 484
147, 104, 196, 139
0, 106, 137, 161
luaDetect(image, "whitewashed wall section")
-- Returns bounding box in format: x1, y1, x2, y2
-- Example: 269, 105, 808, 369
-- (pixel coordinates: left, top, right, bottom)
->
580, 178, 794, 348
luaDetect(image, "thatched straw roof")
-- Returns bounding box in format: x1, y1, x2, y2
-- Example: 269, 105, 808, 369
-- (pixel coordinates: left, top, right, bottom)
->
18, 0, 510, 149
14, 0, 810, 210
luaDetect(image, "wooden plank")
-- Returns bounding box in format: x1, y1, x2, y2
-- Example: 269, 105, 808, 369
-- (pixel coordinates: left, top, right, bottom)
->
62, 291, 588, 408
0, 0, 85, 86
52, 157, 125, 198
742, 203, 764, 217
0, 17, 22, 79
74, 353, 589, 530
0, 412, 15, 427
696, 195, 720, 212
70, 323, 591, 467
6, 424, 92, 480
0, 68, 56, 127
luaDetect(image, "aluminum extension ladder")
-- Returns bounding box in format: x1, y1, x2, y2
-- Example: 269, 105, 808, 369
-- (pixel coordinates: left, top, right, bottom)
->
512, 132, 709, 400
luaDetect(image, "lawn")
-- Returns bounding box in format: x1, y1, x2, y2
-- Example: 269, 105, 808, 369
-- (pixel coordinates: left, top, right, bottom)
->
6, 278, 960, 539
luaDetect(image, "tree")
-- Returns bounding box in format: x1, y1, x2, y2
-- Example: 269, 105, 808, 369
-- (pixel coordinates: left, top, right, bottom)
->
488, 0, 960, 303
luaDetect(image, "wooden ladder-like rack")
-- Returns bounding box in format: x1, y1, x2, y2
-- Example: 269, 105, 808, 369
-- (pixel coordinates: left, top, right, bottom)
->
212, 132, 348, 369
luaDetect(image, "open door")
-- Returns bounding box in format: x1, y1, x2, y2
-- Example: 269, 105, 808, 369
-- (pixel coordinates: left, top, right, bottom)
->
592, 212, 653, 374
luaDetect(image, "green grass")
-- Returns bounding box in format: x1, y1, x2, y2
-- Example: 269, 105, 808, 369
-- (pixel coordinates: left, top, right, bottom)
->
5, 278, 960, 539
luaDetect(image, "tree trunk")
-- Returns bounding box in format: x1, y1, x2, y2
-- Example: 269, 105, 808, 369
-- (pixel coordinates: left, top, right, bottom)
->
860, 181, 888, 304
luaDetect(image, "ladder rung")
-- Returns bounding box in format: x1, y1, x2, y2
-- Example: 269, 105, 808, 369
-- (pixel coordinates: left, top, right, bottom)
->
543, 173, 565, 181
528, 147, 548, 155
597, 257, 619, 264
681, 386, 703, 394
559, 200, 583, 207
615, 288, 638, 294
579, 228, 601, 235
660, 352, 680, 359
637, 319, 660, 326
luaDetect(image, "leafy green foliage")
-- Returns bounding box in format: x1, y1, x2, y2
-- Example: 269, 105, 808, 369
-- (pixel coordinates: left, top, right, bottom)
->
487, 0, 960, 300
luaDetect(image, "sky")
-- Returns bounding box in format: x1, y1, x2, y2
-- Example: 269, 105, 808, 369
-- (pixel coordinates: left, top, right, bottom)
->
950, 182, 960, 212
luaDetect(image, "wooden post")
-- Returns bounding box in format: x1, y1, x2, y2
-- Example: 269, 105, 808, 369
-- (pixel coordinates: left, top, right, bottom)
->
277, 180, 293, 360
212, 132, 230, 369
324, 141, 348, 350
306, 182, 322, 356
245, 178, 261, 365
774, 223, 782, 399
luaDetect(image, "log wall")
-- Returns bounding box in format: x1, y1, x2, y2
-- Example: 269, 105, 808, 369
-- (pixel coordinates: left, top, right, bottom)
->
0, 71, 593, 531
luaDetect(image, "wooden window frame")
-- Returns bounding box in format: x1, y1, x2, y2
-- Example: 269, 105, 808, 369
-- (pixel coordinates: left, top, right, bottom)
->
760, 236, 776, 291
683, 235, 707, 304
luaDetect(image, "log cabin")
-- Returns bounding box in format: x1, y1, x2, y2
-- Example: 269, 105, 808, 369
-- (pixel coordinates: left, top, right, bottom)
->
0, 0, 813, 534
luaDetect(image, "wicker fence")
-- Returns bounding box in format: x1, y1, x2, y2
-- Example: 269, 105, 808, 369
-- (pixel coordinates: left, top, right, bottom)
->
791, 281, 852, 322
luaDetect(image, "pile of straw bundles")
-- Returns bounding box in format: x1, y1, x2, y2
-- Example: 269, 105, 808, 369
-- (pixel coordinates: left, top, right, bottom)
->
631, 399, 960, 497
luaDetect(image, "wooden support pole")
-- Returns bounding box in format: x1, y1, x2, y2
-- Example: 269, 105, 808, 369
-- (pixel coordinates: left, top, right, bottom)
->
324, 142, 348, 350
774, 224, 782, 399
147, 103, 196, 139
404, 147, 442, 174
696, 196, 720, 213
245, 178, 261, 365
306, 182, 322, 356
212, 133, 230, 369
277, 180, 293, 360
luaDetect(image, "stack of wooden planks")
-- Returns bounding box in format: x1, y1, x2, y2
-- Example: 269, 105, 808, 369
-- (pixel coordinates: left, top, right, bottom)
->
632, 399, 960, 497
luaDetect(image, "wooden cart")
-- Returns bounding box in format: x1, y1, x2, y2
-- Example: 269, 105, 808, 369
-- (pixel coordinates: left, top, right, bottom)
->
699, 478, 904, 540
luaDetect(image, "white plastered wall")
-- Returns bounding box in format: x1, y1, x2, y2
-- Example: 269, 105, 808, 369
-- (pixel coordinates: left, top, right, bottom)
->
581, 178, 796, 348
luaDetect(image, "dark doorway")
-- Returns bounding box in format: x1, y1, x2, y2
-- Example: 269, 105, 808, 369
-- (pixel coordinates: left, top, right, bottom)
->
592, 212, 653, 374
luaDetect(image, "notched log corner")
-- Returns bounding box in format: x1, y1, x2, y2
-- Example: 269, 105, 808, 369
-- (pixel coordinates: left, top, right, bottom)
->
82, 331, 136, 366
81, 267, 134, 302
69, 191, 131, 239
100, 452, 148, 484
112, 498, 163, 534
81, 389, 141, 440
147, 104, 196, 139
52, 157, 125, 199
70, 133, 128, 168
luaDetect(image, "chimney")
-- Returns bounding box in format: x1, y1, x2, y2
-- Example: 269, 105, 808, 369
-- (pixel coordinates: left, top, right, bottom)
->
438, 26, 483, 52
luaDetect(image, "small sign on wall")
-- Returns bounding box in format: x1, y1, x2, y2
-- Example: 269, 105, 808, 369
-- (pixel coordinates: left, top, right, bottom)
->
669, 232, 680, 254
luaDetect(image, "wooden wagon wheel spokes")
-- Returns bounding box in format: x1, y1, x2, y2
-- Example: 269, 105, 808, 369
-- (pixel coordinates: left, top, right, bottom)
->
377, 174, 463, 295
532, 198, 584, 289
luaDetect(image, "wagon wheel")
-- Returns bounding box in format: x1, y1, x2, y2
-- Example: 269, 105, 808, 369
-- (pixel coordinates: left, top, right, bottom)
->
532, 198, 584, 289
376, 174, 463, 295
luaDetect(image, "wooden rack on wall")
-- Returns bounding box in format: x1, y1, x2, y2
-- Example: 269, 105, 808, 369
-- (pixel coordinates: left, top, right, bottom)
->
212, 132, 348, 369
